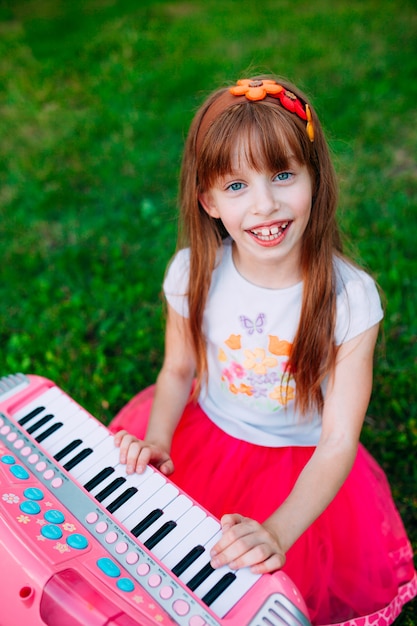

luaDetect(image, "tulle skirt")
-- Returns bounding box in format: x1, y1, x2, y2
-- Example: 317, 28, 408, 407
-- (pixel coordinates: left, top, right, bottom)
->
109, 386, 417, 626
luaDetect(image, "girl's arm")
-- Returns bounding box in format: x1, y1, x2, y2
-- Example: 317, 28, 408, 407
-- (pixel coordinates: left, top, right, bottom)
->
210, 322, 380, 574
114, 304, 196, 475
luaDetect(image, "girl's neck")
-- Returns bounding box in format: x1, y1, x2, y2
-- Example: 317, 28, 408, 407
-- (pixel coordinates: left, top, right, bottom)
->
231, 241, 303, 289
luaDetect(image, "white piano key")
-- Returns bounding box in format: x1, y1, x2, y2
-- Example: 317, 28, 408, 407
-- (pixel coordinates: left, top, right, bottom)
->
178, 531, 222, 584
67, 432, 117, 479
12, 387, 64, 423
162, 516, 221, 571
123, 482, 178, 534
139, 493, 193, 545
28, 397, 83, 441
151, 504, 206, 560
58, 425, 109, 474
39, 407, 93, 455
113, 471, 167, 525
207, 567, 261, 618
76, 445, 123, 486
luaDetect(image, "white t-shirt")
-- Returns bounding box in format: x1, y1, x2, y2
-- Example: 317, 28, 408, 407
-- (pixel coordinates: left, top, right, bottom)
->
163, 239, 383, 447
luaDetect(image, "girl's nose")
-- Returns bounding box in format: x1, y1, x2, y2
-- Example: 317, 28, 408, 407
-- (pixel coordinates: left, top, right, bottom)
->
252, 181, 278, 215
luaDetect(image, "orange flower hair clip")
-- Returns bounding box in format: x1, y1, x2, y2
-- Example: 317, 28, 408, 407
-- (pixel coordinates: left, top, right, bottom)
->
230, 79, 315, 142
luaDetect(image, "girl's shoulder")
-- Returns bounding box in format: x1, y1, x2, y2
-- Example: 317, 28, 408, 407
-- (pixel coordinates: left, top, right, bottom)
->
333, 255, 384, 345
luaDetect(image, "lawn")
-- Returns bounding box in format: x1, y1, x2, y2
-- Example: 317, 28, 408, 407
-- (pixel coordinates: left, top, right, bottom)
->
1, 0, 416, 622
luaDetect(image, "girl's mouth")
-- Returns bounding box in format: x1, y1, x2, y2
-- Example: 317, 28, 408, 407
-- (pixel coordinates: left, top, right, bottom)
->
249, 221, 290, 242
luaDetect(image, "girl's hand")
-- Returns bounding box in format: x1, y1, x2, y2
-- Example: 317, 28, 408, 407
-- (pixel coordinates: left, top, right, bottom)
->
113, 430, 174, 476
210, 514, 286, 574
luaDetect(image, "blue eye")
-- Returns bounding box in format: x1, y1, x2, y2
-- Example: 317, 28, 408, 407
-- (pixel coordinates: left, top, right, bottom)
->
276, 172, 292, 181
228, 182, 244, 191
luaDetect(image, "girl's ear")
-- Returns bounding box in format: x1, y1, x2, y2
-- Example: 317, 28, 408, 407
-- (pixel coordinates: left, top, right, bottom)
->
199, 192, 220, 219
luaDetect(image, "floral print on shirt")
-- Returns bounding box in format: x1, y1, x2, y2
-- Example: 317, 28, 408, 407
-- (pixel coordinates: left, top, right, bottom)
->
218, 312, 295, 410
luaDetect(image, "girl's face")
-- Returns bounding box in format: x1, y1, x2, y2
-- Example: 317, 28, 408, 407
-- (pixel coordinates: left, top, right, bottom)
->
199, 154, 313, 289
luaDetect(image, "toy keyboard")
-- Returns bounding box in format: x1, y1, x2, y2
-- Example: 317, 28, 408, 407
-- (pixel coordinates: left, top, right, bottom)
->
0, 373, 311, 626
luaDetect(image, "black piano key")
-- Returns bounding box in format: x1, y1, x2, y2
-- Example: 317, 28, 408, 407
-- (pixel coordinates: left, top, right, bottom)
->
54, 439, 82, 462
187, 562, 216, 592
35, 422, 63, 444
84, 467, 115, 492
172, 545, 205, 577
107, 487, 138, 514
95, 477, 126, 503
18, 406, 45, 426
144, 520, 177, 550
26, 414, 54, 434
63, 448, 93, 471
131, 509, 163, 538
201, 572, 237, 607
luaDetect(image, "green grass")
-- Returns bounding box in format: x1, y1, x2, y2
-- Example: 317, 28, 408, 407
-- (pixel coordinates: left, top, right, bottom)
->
1, 0, 416, 621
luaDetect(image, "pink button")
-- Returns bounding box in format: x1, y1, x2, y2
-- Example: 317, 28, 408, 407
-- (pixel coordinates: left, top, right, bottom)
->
105, 531, 118, 544
126, 552, 139, 565
95, 521, 108, 534
36, 461, 47, 472
21, 446, 32, 456
159, 585, 174, 600
136, 563, 150, 576
13, 439, 24, 449
43, 469, 55, 480
189, 616, 207, 626
1, 425, 10, 435
173, 599, 190, 616
28, 454, 39, 464
7, 432, 17, 442
51, 477, 63, 488
85, 512, 99, 524
148, 574, 162, 588
115, 542, 128, 554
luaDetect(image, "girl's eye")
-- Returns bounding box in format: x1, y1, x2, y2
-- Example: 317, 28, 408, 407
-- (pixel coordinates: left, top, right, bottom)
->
227, 182, 245, 191
275, 172, 292, 182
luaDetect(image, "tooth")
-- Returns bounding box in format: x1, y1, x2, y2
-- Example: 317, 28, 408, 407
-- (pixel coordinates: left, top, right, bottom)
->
270, 227, 279, 235
261, 228, 270, 236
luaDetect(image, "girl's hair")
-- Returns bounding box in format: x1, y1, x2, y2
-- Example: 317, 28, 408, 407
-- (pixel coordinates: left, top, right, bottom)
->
178, 77, 343, 415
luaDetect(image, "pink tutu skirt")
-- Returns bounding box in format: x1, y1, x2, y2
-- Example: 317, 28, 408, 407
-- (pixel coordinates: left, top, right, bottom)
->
109, 386, 417, 626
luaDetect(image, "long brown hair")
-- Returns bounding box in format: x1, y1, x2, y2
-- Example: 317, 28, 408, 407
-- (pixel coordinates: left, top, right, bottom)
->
178, 77, 343, 415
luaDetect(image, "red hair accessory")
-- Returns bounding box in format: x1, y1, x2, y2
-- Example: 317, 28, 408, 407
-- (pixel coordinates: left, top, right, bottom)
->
195, 78, 315, 154
230, 79, 314, 142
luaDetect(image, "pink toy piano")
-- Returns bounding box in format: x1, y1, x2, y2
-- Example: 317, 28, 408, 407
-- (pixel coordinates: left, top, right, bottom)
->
0, 373, 311, 626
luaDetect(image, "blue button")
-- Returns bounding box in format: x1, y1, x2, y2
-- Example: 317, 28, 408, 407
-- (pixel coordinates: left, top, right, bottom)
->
67, 534, 89, 550
10, 465, 30, 480
44, 509, 65, 524
20, 500, 41, 515
41, 525, 63, 540
23, 487, 44, 501
97, 557, 121, 578
117, 578, 135, 592
1, 455, 15, 465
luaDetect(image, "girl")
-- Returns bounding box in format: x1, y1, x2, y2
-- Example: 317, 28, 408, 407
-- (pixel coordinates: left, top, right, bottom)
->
110, 76, 417, 625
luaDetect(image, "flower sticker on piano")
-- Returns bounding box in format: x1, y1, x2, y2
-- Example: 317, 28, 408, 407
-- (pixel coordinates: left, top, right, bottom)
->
17, 514, 31, 524
2, 492, 19, 504
54, 542, 70, 554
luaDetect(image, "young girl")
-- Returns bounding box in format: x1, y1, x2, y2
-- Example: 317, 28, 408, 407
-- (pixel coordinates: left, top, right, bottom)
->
110, 76, 417, 625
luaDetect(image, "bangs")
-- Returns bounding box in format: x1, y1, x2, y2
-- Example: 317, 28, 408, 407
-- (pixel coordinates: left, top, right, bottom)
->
197, 100, 309, 190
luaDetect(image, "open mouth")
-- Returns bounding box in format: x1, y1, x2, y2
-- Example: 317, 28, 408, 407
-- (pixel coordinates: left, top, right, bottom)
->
249, 221, 290, 242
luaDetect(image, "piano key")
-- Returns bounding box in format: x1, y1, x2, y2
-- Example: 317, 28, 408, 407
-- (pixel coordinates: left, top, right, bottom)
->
136, 494, 193, 546
162, 515, 220, 572
205, 566, 261, 618
171, 545, 205, 577
83, 466, 115, 492
201, 572, 236, 606
106, 486, 138, 514
151, 505, 206, 561
37, 407, 93, 455
76, 445, 122, 485
59, 427, 110, 475
108, 469, 164, 523
187, 561, 216, 591
178, 531, 222, 584
12, 387, 63, 423
144, 520, 177, 550
17, 392, 74, 433
123, 483, 178, 536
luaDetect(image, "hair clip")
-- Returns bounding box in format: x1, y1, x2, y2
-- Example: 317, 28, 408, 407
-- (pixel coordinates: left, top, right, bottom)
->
229, 79, 314, 142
